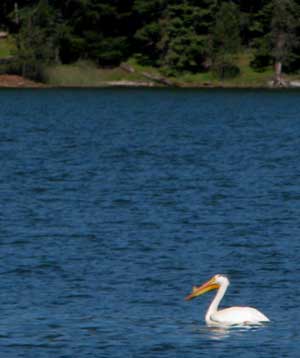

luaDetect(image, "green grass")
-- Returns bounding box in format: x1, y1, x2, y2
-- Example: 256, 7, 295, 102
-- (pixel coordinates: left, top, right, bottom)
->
226, 52, 274, 87
126, 58, 162, 76
44, 60, 150, 86
41, 52, 300, 87
0, 40, 299, 87
0, 37, 15, 58
174, 52, 275, 87
127, 52, 277, 87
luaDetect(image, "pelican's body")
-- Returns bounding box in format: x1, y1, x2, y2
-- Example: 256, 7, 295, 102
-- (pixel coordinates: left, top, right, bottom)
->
185, 274, 270, 326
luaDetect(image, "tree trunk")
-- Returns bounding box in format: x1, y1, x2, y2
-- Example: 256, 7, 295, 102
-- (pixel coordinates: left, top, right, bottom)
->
275, 61, 282, 82
273, 32, 288, 87
14, 2, 19, 25
55, 47, 60, 64
273, 61, 288, 87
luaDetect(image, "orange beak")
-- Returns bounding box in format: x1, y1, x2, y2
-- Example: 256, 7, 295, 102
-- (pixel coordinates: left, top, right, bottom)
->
185, 277, 219, 301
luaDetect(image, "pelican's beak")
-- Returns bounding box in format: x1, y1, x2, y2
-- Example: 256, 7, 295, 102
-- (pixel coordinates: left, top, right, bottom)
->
185, 277, 219, 301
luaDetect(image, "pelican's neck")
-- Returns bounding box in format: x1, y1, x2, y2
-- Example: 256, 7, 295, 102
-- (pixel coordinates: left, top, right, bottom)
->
205, 280, 229, 323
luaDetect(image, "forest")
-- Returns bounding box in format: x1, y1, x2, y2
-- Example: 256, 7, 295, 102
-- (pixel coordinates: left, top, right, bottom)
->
0, 0, 300, 86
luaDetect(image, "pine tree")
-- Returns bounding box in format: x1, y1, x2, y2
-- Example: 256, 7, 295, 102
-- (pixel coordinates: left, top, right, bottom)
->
271, 0, 298, 85
133, 0, 166, 66
158, 2, 210, 74
211, 2, 241, 79
1, 0, 300, 79
14, 0, 59, 79
134, 0, 216, 73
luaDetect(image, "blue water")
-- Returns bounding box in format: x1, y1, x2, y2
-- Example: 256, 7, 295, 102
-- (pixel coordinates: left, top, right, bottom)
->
0, 88, 299, 357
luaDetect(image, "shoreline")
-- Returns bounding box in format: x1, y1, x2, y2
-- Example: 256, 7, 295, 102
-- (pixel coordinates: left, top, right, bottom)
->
1, 74, 300, 89
0, 75, 47, 88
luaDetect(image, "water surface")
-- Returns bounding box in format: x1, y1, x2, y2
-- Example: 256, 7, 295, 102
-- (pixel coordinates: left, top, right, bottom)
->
0, 88, 299, 357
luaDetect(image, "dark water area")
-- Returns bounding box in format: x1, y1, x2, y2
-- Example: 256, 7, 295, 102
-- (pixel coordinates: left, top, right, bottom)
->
0, 88, 299, 357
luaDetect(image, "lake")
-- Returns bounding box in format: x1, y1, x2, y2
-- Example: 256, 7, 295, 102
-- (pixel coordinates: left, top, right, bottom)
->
0, 88, 299, 357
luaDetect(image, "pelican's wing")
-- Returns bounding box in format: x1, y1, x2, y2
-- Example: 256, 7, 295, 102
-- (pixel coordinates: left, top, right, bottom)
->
211, 307, 270, 325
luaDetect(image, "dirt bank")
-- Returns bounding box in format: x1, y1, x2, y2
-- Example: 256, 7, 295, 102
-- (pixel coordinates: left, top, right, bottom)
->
0, 75, 45, 88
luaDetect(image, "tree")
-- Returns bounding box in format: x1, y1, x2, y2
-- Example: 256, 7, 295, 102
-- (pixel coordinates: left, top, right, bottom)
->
158, 3, 210, 74
58, 0, 135, 66
211, 2, 241, 79
13, 0, 60, 79
134, 0, 215, 73
271, 0, 298, 86
250, 0, 300, 82
133, 0, 167, 66
0, 0, 299, 81
249, 1, 273, 71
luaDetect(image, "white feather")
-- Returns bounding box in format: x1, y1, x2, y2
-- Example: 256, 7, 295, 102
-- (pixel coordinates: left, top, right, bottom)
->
205, 275, 270, 326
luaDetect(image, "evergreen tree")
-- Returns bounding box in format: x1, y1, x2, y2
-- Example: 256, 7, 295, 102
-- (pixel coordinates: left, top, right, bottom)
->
13, 0, 60, 79
251, 0, 299, 83
133, 0, 167, 66
271, 0, 298, 85
211, 2, 241, 79
249, 1, 273, 71
58, 0, 134, 65
159, 2, 210, 74
134, 0, 215, 73
0, 0, 299, 80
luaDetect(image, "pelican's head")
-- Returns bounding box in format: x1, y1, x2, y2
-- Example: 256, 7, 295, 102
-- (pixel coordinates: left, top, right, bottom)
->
185, 274, 229, 301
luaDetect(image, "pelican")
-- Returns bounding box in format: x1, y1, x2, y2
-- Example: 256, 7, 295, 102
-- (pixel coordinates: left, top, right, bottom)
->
185, 274, 270, 326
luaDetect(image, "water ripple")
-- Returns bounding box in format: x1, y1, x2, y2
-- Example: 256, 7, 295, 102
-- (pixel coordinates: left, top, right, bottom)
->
0, 89, 299, 357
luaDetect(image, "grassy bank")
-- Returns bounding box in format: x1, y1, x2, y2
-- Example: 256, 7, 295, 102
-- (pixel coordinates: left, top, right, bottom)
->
0, 37, 14, 58
43, 54, 294, 88
171, 53, 276, 87
1, 41, 300, 88
43, 61, 152, 87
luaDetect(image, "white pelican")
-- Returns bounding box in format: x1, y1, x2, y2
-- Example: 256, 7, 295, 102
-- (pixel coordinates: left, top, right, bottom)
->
185, 274, 270, 326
